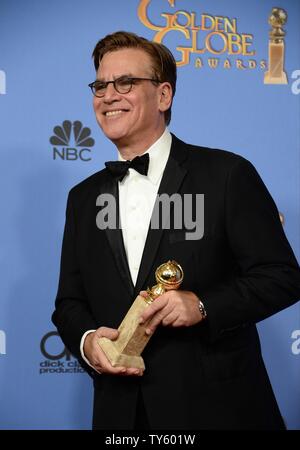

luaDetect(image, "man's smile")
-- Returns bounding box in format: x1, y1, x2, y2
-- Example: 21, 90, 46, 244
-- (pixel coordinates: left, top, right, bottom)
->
104, 109, 129, 117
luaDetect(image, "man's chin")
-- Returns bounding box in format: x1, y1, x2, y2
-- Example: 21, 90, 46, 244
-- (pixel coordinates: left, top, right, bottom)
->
102, 130, 130, 147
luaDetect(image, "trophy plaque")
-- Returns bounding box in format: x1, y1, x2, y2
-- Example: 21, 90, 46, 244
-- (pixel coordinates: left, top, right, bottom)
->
98, 260, 184, 369
264, 8, 288, 85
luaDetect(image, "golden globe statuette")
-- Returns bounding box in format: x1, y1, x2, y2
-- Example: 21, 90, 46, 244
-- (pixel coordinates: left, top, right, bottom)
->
98, 260, 184, 370
264, 8, 288, 85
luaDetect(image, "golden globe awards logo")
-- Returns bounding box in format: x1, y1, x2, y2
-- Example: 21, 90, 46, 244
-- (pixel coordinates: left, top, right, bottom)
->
50, 120, 95, 161
138, 0, 266, 71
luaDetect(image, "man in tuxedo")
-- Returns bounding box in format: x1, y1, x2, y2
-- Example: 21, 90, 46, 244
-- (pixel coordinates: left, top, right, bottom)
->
52, 31, 300, 430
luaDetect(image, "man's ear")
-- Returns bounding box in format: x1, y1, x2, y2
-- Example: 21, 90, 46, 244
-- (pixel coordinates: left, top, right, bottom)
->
158, 82, 173, 113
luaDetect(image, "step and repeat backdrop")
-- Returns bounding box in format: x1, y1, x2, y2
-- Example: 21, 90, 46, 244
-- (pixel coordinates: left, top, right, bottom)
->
0, 0, 299, 430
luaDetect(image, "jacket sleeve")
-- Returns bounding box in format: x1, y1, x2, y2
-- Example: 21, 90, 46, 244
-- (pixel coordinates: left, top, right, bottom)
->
199, 157, 300, 342
52, 190, 98, 373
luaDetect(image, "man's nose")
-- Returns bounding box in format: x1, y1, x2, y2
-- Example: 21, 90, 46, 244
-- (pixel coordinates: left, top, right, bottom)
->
103, 82, 120, 102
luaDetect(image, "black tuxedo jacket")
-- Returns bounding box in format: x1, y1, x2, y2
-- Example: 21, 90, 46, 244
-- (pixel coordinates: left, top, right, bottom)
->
52, 134, 300, 429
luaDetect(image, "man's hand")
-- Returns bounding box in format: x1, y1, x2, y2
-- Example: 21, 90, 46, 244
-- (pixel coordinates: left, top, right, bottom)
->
139, 290, 204, 335
83, 327, 144, 376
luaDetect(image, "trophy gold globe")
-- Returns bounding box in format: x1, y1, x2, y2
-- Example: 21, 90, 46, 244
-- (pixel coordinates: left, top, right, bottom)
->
98, 260, 184, 369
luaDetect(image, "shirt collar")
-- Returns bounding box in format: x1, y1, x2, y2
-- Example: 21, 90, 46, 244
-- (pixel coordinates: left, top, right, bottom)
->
117, 128, 172, 185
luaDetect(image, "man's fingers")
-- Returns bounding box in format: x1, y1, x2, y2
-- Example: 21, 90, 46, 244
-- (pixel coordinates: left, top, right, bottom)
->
124, 368, 144, 376
139, 290, 148, 299
96, 327, 119, 340
139, 296, 167, 323
93, 328, 144, 376
162, 311, 179, 326
96, 361, 143, 376
101, 364, 126, 375
145, 310, 167, 335
98, 349, 144, 376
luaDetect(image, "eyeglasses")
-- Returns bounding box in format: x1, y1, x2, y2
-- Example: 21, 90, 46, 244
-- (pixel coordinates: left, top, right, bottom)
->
88, 76, 161, 97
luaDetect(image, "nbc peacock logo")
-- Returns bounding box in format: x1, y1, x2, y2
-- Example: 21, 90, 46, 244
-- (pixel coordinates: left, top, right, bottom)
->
50, 120, 95, 161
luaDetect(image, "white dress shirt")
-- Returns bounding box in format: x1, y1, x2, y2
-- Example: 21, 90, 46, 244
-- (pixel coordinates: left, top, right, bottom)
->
118, 128, 171, 285
80, 129, 172, 368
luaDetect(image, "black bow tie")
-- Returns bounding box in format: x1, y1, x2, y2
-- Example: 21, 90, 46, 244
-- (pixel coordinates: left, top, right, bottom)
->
105, 153, 149, 181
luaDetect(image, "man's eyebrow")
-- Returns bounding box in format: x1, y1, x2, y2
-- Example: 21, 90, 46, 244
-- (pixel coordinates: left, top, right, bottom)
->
96, 73, 135, 82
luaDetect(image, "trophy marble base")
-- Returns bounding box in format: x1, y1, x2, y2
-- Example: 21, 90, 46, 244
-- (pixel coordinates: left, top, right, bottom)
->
98, 294, 152, 370
264, 71, 287, 84
98, 337, 145, 369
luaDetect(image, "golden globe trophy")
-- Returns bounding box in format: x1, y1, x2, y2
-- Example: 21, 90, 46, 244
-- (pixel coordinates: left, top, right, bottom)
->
264, 7, 288, 84
98, 260, 184, 369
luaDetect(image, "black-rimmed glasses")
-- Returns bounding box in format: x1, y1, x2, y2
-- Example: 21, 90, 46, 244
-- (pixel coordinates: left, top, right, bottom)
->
88, 76, 161, 97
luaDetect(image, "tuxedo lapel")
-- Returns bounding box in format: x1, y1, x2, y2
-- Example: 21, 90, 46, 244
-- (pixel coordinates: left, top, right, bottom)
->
134, 135, 189, 295
99, 174, 135, 296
